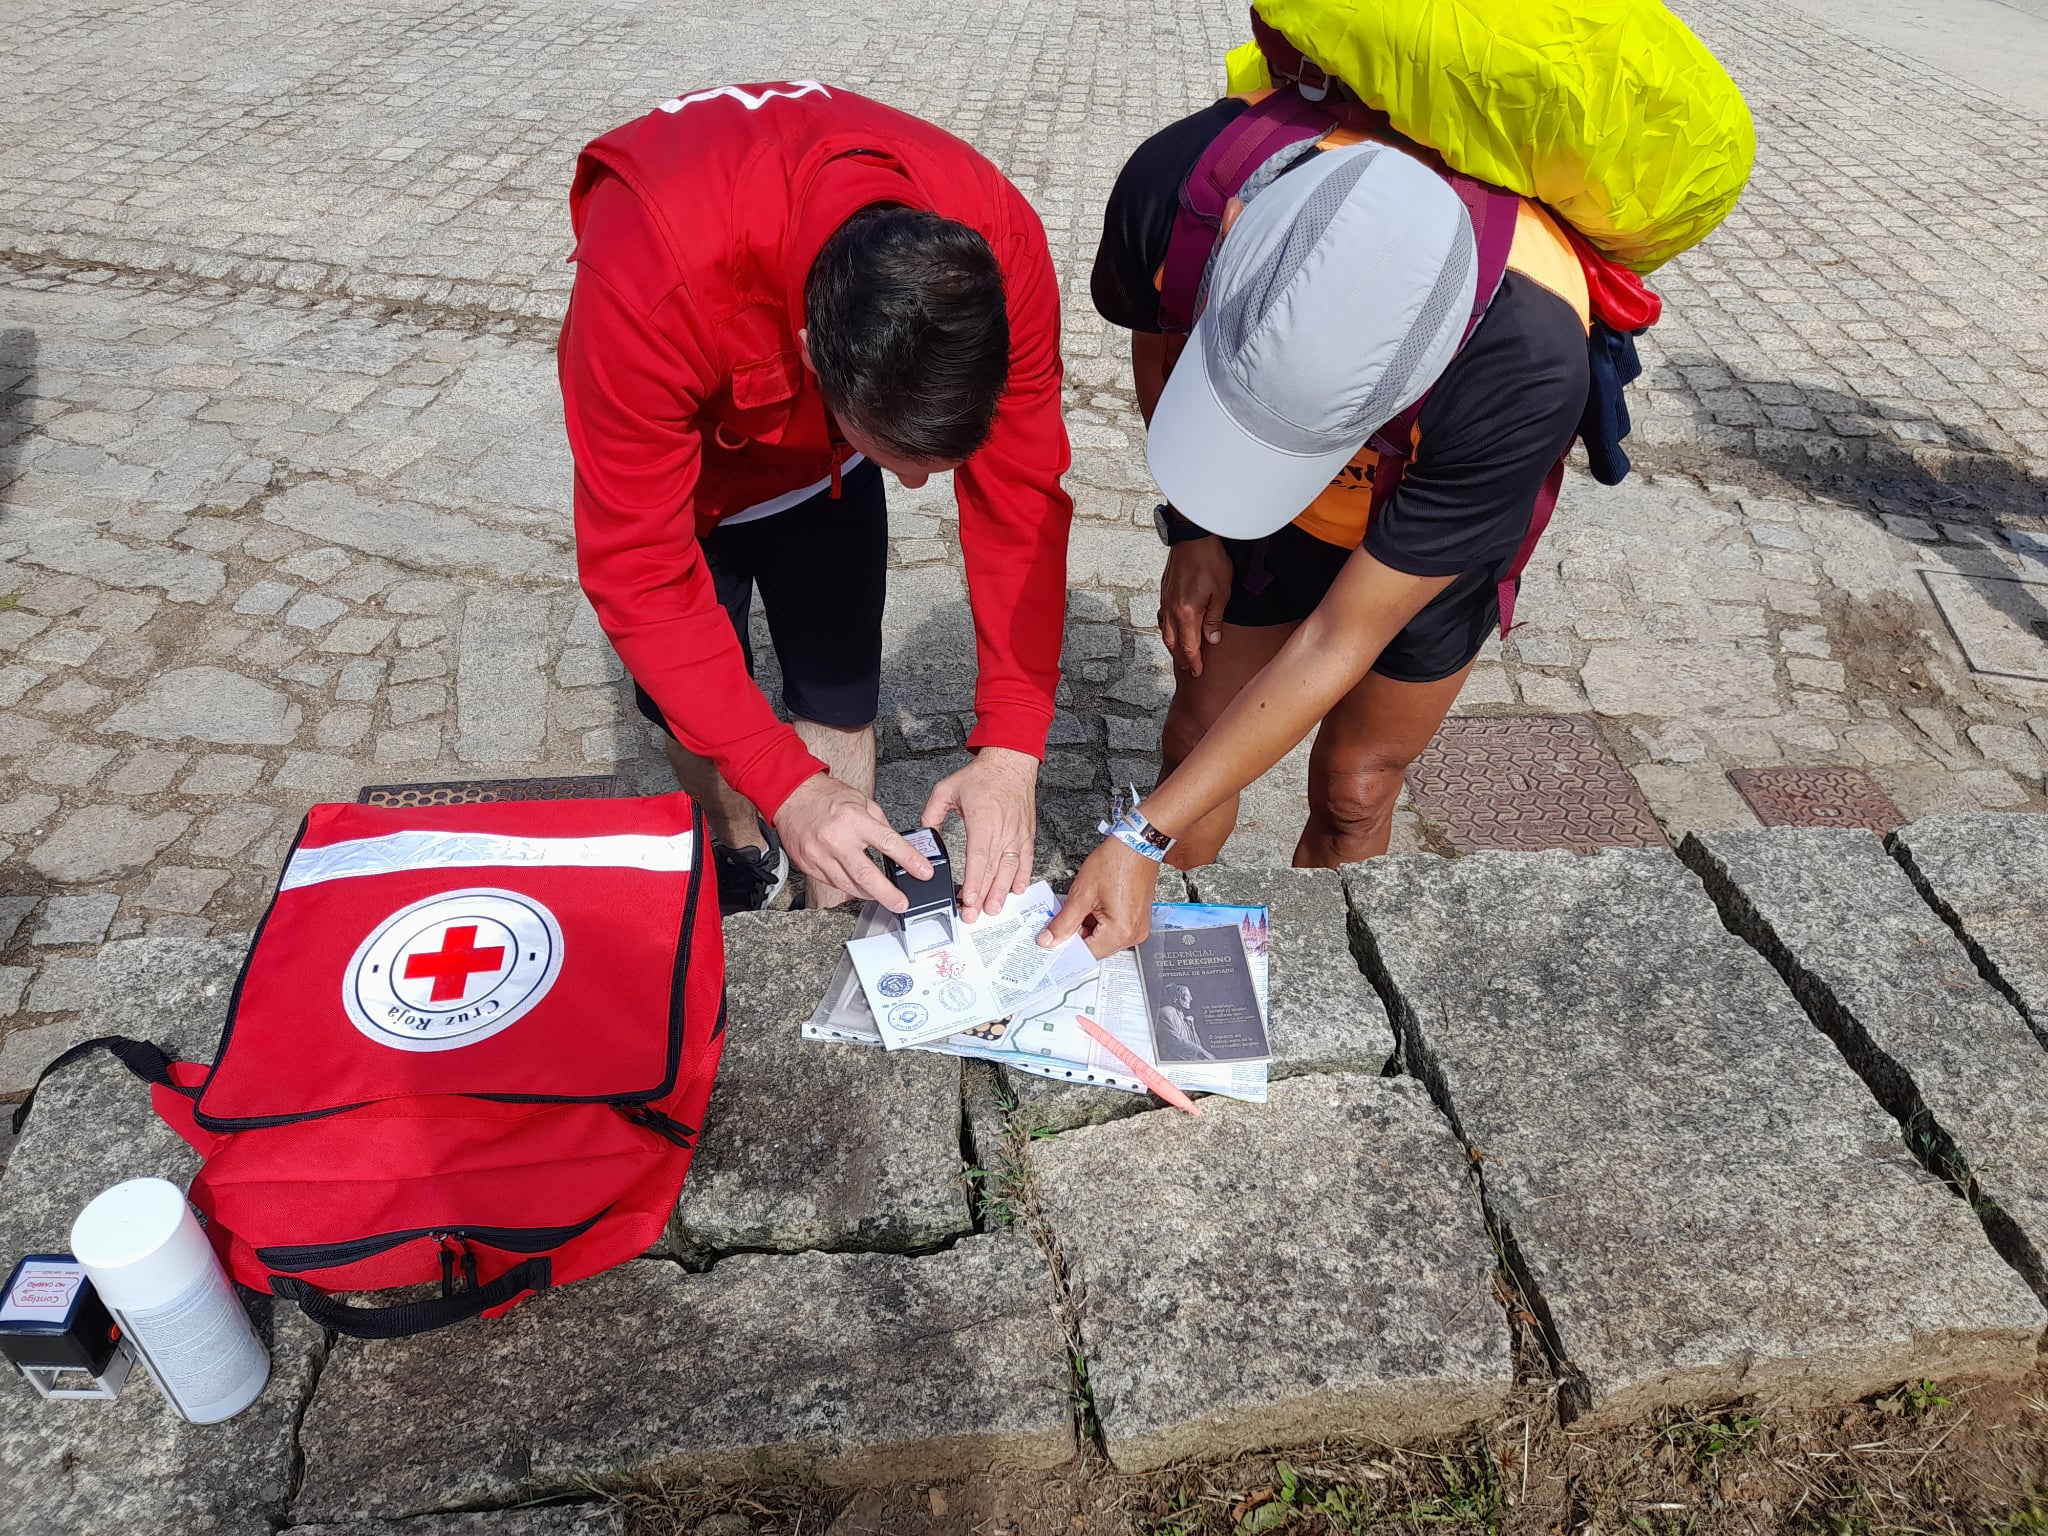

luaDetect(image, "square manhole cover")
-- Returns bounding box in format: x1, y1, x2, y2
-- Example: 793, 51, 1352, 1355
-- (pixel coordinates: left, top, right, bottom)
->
1922, 569, 2048, 682
1405, 715, 1668, 853
1727, 767, 1904, 834
357, 775, 618, 808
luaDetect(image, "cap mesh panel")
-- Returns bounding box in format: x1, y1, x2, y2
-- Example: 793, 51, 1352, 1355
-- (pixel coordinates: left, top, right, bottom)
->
1209, 147, 1380, 365
1345, 216, 1476, 432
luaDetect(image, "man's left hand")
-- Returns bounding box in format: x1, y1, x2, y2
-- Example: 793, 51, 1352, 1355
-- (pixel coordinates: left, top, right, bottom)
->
920, 746, 1039, 920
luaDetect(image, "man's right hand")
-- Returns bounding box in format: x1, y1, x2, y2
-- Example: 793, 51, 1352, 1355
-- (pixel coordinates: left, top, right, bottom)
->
772, 772, 933, 913
1157, 537, 1233, 677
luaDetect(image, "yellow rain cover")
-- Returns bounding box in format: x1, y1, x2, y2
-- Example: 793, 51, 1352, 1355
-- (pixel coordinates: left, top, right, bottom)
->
1224, 0, 1754, 272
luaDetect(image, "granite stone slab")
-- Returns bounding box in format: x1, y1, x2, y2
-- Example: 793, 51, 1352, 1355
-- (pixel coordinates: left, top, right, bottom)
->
284, 1507, 622, 1536
1686, 827, 2048, 1297
1032, 1073, 1509, 1471
1348, 849, 2042, 1428
1890, 813, 2048, 1041
0, 937, 246, 1259
88, 933, 248, 1057
0, 938, 316, 1536
1184, 864, 1396, 1077
0, 1300, 326, 1536
295, 1240, 1074, 1519
998, 1067, 1154, 1135
674, 912, 970, 1256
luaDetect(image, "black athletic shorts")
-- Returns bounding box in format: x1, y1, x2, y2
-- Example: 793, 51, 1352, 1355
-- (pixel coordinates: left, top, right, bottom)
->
633, 457, 888, 735
1219, 524, 1511, 684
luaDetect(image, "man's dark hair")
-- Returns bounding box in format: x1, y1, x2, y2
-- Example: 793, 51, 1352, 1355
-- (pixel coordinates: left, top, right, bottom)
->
805, 207, 1009, 462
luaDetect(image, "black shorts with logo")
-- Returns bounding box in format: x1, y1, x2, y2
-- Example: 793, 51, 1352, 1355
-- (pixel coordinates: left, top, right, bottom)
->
1219, 523, 1510, 684
633, 457, 889, 735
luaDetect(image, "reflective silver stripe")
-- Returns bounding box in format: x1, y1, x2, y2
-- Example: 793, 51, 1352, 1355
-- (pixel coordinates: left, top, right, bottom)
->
280, 830, 695, 890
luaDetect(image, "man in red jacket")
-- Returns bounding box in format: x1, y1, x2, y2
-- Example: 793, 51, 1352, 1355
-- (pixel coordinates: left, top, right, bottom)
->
558, 82, 1073, 916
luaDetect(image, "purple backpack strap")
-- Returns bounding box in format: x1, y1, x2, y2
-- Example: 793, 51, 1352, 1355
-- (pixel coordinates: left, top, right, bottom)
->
1157, 92, 1334, 334
1359, 172, 1523, 466
1365, 174, 1523, 489
1495, 456, 1566, 637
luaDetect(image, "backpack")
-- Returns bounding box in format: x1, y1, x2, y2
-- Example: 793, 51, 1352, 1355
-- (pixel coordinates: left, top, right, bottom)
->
1159, 80, 1675, 630
1223, 0, 1754, 272
1161, 91, 1565, 633
13, 793, 724, 1339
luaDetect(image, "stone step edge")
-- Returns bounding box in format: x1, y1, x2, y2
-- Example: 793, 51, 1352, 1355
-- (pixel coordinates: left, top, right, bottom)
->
1676, 831, 2048, 1308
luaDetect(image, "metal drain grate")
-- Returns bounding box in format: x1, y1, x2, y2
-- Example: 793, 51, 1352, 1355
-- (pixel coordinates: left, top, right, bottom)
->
357, 775, 618, 809
1405, 715, 1668, 853
1727, 767, 1904, 834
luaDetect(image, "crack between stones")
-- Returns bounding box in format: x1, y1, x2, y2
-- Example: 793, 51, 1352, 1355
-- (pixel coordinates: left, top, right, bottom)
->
216, 466, 575, 587
277, 1315, 335, 1529
1679, 834, 2048, 1306
1345, 902, 1591, 1419
666, 1223, 982, 1276
960, 1063, 992, 1236
991, 1098, 1111, 1466
1885, 832, 2048, 1054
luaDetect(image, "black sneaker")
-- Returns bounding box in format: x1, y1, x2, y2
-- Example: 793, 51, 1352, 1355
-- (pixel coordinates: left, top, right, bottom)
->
713, 816, 789, 915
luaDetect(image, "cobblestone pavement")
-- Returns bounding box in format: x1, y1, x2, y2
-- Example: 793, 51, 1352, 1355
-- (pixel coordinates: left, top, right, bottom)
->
3, 0, 2048, 1088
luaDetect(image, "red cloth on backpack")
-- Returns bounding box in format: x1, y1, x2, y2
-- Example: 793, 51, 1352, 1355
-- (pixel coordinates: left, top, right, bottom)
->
134, 793, 725, 1337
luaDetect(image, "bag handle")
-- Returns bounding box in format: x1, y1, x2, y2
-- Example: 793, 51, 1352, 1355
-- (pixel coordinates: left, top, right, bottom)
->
269, 1258, 552, 1340
10, 1035, 188, 1135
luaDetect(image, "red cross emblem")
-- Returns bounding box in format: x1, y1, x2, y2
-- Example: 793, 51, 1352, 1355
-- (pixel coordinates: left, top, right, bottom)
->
401, 925, 507, 1002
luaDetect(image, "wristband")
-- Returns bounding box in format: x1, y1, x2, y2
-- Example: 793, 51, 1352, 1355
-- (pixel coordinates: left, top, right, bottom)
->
1097, 786, 1176, 863
1153, 502, 1217, 548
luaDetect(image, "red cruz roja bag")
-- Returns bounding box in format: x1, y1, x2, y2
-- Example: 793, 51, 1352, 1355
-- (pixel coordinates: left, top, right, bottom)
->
13, 793, 725, 1339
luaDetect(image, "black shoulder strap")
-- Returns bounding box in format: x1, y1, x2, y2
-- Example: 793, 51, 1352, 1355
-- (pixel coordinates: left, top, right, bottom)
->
270, 1259, 552, 1339
9, 1035, 189, 1136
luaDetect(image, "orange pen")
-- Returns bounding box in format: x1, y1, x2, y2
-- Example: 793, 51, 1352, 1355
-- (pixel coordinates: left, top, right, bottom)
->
1074, 1014, 1203, 1117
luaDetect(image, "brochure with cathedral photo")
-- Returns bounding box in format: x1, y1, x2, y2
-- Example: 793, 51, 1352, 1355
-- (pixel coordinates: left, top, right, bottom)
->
1135, 922, 1271, 1066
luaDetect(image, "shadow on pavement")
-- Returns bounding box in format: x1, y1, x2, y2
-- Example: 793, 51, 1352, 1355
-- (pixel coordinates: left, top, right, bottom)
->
0, 326, 32, 509
1658, 352, 2048, 513
1655, 361, 2048, 674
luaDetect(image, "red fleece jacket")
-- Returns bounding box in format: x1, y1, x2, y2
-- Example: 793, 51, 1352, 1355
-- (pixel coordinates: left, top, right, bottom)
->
558, 82, 1073, 821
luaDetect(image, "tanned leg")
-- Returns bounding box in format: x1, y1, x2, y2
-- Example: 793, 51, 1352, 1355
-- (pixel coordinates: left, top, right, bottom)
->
663, 741, 764, 852
1156, 621, 1298, 868
1294, 662, 1473, 866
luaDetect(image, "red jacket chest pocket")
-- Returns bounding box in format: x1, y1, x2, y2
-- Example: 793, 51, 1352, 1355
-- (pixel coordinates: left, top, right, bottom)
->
710, 350, 806, 452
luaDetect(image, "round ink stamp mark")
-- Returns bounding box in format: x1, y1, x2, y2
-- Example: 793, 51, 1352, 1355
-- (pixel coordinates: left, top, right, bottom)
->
938, 979, 977, 1012
877, 972, 914, 999
887, 1003, 929, 1031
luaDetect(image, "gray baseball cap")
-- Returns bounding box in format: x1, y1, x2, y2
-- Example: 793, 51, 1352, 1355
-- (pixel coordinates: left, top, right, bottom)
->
1148, 142, 1478, 540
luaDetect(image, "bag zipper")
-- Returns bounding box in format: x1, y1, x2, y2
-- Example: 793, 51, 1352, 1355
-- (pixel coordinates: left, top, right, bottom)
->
255, 1206, 609, 1273
615, 1102, 697, 1148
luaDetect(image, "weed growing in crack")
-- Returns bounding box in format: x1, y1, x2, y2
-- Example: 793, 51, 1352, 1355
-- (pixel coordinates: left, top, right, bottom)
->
1072, 1349, 1102, 1444
1876, 1378, 1953, 1419
962, 1156, 1025, 1229
1988, 1499, 2048, 1536
990, 1101, 1106, 1457
1656, 1408, 1769, 1465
